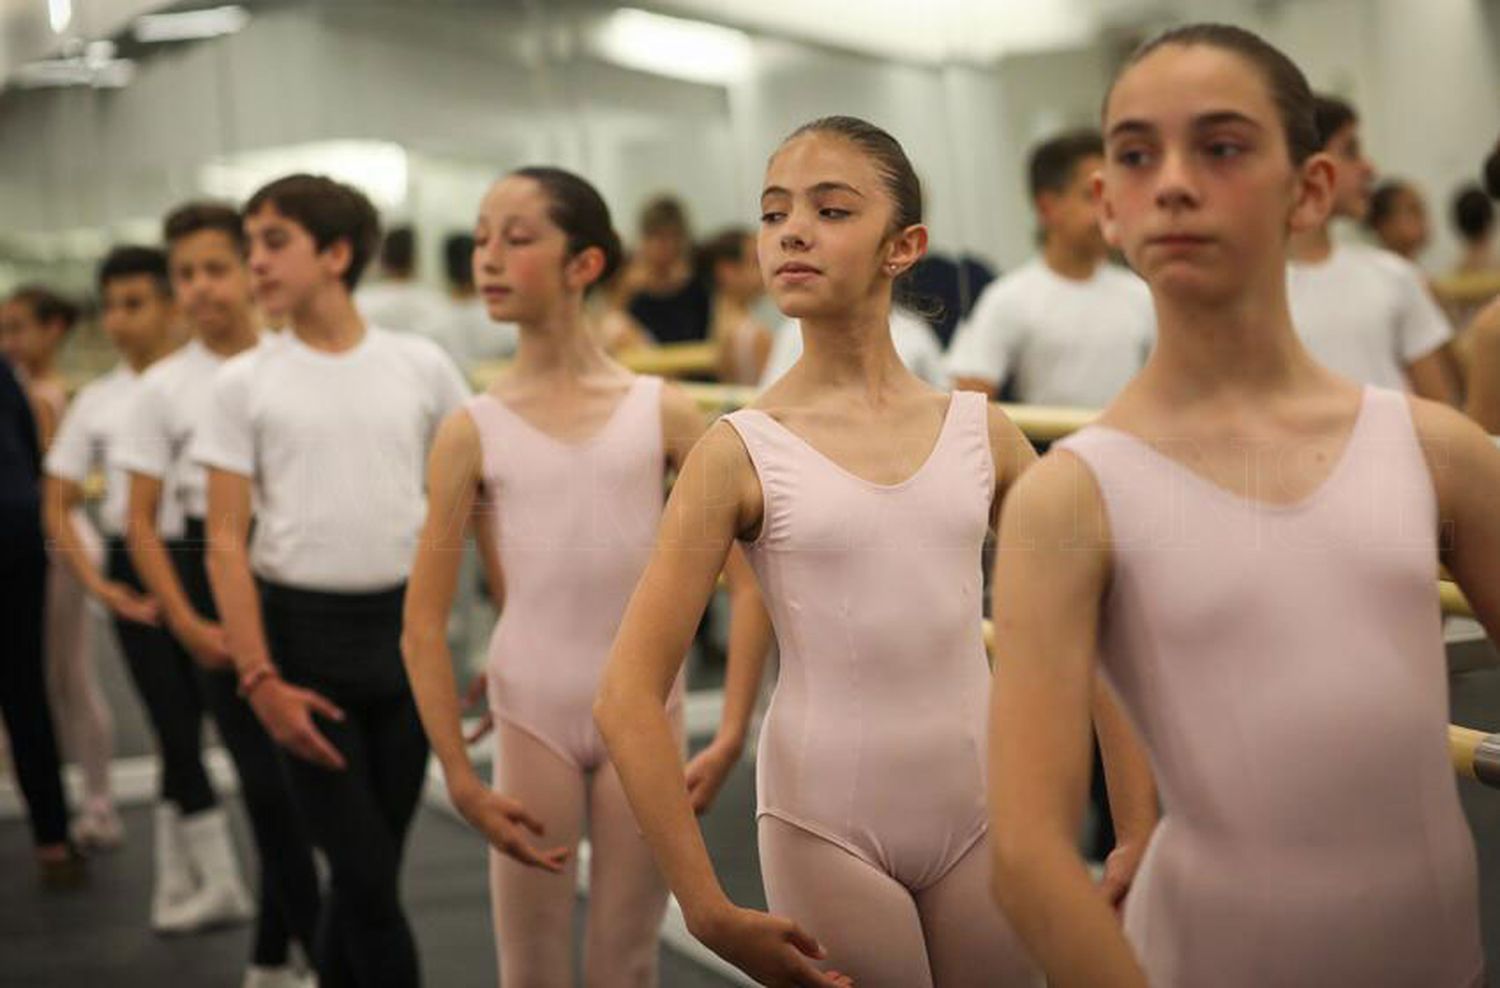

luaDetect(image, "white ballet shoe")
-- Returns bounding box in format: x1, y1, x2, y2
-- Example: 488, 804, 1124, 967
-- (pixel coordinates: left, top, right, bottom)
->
71, 799, 124, 851
156, 808, 253, 933
150, 803, 198, 931
242, 966, 316, 988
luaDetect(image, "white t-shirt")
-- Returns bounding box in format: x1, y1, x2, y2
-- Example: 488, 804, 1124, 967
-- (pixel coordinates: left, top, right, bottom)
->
944, 258, 1155, 408
427, 297, 518, 369
355, 281, 452, 340
190, 326, 470, 591
45, 363, 184, 538
758, 308, 949, 390
114, 337, 270, 523
1287, 243, 1452, 391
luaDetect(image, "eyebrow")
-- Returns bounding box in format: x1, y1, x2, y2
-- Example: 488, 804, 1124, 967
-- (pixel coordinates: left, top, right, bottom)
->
1107, 110, 1264, 140
760, 181, 866, 201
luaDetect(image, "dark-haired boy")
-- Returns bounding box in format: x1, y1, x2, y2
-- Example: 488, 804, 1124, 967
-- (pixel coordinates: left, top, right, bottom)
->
195, 174, 468, 986
115, 202, 323, 980
947, 129, 1154, 406
43, 246, 253, 927
1288, 95, 1456, 403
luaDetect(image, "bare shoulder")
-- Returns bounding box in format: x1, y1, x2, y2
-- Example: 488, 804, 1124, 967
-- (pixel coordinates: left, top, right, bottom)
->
658, 379, 706, 434
1407, 393, 1500, 492
998, 446, 1110, 553
430, 404, 482, 467
984, 400, 1039, 477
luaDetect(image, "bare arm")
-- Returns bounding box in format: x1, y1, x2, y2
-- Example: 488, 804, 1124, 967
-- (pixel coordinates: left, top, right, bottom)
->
596, 422, 845, 987
659, 382, 774, 814
205, 466, 346, 769
988, 452, 1148, 988
1092, 678, 1158, 906
126, 472, 229, 667
400, 411, 567, 870
1462, 299, 1500, 433
1415, 397, 1500, 640
1407, 344, 1460, 406
42, 475, 157, 624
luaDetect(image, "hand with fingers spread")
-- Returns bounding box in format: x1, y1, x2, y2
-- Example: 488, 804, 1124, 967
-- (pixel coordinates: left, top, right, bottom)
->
101, 582, 161, 626
461, 672, 493, 745
694, 904, 856, 987
683, 735, 742, 815
448, 773, 570, 872
248, 676, 347, 770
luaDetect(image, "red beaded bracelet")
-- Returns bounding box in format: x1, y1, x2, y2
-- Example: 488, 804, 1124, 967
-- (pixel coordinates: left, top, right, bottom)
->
238, 666, 280, 699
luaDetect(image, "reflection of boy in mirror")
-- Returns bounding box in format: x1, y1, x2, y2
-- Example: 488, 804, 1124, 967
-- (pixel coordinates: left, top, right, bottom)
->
946, 130, 1155, 407
623, 195, 712, 345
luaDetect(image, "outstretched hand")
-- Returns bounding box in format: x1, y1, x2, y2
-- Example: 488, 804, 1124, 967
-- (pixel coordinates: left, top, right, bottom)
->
450, 774, 570, 872
696, 905, 856, 987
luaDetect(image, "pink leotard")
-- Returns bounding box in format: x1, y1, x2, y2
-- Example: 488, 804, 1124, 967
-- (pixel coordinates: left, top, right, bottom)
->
467, 375, 677, 771
724, 391, 994, 891
1056, 386, 1484, 987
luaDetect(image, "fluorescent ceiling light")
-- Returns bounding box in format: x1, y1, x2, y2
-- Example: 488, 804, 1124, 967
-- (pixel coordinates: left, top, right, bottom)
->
592, 8, 753, 86
48, 0, 72, 34
15, 44, 133, 89
200, 141, 410, 212
133, 5, 250, 44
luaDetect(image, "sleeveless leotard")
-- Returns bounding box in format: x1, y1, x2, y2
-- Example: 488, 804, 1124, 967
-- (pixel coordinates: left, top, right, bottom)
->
724, 390, 994, 891
1057, 386, 1484, 987
468, 374, 677, 771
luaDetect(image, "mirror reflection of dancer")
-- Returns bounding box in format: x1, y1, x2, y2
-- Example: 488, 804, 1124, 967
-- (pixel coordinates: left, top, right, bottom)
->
197, 175, 470, 987
402, 166, 768, 986
989, 25, 1496, 988
599, 117, 1154, 987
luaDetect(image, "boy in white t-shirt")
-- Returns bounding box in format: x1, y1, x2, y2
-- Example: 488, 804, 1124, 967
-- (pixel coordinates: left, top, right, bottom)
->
117, 201, 322, 978
195, 174, 469, 987
946, 129, 1154, 407
1287, 95, 1457, 402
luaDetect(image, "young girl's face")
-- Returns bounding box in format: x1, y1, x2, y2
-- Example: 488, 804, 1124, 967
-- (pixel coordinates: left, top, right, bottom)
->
473, 176, 586, 325
1099, 44, 1329, 305
758, 133, 918, 320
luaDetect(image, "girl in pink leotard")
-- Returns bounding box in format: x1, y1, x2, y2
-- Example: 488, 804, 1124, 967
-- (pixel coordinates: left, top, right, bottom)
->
400, 166, 767, 986
596, 117, 1155, 988
988, 24, 1497, 988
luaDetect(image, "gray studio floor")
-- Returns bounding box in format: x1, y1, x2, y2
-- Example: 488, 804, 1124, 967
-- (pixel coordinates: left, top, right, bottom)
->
3, 606, 1499, 986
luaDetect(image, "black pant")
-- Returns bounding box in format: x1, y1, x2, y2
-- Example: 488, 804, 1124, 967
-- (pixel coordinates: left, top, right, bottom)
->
261, 580, 427, 988
0, 522, 69, 847
106, 539, 217, 815
176, 521, 322, 966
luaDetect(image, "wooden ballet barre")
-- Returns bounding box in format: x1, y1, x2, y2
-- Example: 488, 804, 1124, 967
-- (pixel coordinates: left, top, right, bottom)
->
1432, 271, 1500, 307
1450, 726, 1500, 789
616, 342, 719, 378
1440, 581, 1474, 619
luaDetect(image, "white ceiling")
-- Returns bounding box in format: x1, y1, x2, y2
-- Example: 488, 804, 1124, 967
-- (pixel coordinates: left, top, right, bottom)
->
0, 0, 175, 80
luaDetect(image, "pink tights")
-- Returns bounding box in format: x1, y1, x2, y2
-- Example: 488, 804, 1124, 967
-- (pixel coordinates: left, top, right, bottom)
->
758, 815, 1040, 988
489, 720, 675, 987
